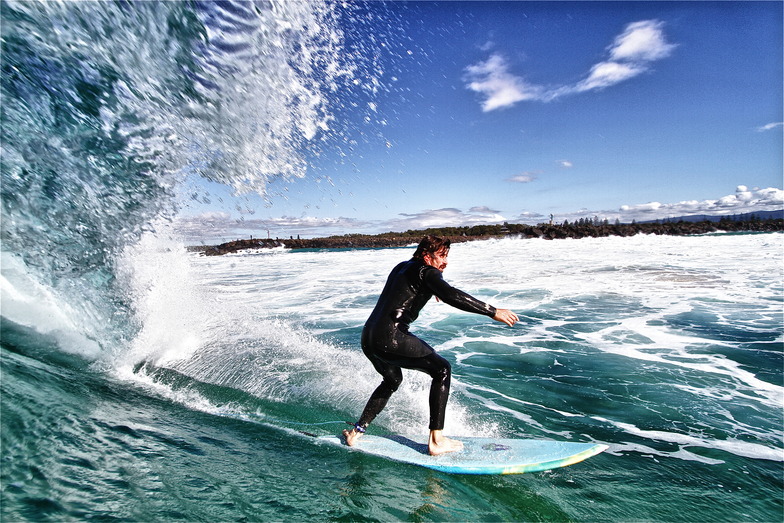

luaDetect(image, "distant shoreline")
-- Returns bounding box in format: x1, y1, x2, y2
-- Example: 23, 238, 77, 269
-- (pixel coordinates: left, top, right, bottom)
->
187, 217, 784, 256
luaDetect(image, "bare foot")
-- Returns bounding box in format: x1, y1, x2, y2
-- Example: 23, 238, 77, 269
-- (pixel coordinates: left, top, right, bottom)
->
342, 428, 363, 447
428, 430, 464, 456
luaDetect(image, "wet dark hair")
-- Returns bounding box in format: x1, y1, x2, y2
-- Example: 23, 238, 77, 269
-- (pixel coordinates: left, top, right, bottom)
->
413, 235, 451, 260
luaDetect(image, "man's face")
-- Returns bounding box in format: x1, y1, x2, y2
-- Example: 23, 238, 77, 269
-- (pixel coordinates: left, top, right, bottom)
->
424, 248, 449, 272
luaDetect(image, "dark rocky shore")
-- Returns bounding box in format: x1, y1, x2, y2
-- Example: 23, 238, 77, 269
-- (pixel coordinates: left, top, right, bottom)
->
188, 217, 784, 256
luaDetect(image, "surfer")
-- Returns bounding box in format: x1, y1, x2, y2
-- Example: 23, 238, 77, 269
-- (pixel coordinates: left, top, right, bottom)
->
343, 235, 519, 456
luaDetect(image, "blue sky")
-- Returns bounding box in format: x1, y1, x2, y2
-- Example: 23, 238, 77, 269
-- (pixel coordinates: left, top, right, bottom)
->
175, 1, 782, 243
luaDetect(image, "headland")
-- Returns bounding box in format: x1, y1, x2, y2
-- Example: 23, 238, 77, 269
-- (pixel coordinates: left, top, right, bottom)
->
188, 215, 783, 256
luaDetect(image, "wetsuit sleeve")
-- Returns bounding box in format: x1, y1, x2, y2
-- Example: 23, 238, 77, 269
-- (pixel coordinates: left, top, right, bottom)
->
421, 266, 496, 317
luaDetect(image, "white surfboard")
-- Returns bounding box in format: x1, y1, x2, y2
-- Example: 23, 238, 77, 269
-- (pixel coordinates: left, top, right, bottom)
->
318, 434, 608, 475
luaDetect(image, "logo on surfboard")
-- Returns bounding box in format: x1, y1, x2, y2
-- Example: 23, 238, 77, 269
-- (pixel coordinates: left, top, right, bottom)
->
482, 443, 512, 451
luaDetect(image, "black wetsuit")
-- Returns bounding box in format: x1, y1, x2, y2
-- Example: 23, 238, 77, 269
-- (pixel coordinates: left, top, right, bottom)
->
357, 258, 496, 431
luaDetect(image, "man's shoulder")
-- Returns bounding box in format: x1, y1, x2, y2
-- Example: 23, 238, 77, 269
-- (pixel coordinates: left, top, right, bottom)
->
391, 259, 415, 274
393, 258, 434, 280
395, 258, 424, 270
417, 262, 442, 281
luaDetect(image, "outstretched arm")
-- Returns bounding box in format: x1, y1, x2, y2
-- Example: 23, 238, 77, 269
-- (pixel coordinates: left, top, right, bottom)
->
422, 266, 494, 316
422, 267, 518, 326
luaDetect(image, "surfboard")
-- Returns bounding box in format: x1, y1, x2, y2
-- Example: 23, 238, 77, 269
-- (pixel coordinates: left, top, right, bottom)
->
317, 434, 608, 475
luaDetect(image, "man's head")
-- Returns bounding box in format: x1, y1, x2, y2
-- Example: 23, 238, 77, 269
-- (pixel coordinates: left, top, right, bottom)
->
413, 235, 450, 271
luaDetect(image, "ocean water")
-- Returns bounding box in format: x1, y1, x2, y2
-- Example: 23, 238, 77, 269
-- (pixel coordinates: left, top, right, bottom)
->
3, 233, 783, 521
1, 1, 782, 521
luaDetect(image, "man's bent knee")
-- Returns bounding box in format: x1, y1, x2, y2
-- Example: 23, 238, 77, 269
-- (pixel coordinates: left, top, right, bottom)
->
384, 375, 403, 392
427, 357, 450, 382
433, 364, 450, 385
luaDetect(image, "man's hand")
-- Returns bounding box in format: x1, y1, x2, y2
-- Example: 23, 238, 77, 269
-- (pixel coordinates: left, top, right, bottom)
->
493, 308, 519, 327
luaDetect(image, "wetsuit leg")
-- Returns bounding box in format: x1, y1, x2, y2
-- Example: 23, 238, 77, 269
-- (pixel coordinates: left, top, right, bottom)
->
376, 351, 452, 431
356, 351, 403, 428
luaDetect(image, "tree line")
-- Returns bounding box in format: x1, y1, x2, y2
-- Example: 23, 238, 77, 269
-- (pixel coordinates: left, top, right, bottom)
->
191, 216, 783, 255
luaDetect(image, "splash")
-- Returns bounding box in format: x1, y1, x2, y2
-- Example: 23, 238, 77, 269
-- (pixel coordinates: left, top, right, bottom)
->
0, 0, 375, 362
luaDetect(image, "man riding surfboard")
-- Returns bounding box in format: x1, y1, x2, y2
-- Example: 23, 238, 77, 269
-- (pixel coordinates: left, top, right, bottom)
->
344, 235, 518, 455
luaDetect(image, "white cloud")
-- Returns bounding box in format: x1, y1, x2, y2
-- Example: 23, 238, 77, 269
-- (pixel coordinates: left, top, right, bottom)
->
384, 207, 507, 231
620, 201, 662, 213
507, 172, 538, 183
175, 186, 782, 244
608, 20, 676, 62
615, 185, 783, 222
479, 40, 495, 52
469, 205, 501, 214
465, 19, 675, 110
575, 60, 647, 92
177, 205, 514, 244
532, 185, 782, 226
463, 54, 543, 112
557, 160, 573, 168
173, 212, 368, 244
757, 122, 783, 132
514, 210, 546, 221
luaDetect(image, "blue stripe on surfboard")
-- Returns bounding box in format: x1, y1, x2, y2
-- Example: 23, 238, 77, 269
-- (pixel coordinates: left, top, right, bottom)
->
317, 434, 608, 475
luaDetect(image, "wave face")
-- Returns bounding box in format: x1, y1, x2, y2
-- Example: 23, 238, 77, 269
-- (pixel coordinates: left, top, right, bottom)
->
1, 0, 375, 360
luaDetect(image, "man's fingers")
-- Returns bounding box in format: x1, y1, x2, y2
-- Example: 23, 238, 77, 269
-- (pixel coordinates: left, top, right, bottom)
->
495, 309, 518, 326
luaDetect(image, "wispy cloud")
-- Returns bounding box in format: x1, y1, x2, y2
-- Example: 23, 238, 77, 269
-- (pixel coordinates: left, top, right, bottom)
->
385, 207, 507, 231
507, 172, 538, 183
507, 162, 567, 185
173, 213, 369, 244
463, 54, 543, 112
573, 61, 648, 93
757, 122, 783, 132
608, 19, 677, 62
479, 39, 495, 52
175, 186, 782, 244
469, 205, 501, 214
465, 19, 676, 111
514, 210, 547, 221
619, 185, 783, 216
615, 185, 784, 222
525, 186, 783, 225
174, 206, 512, 244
